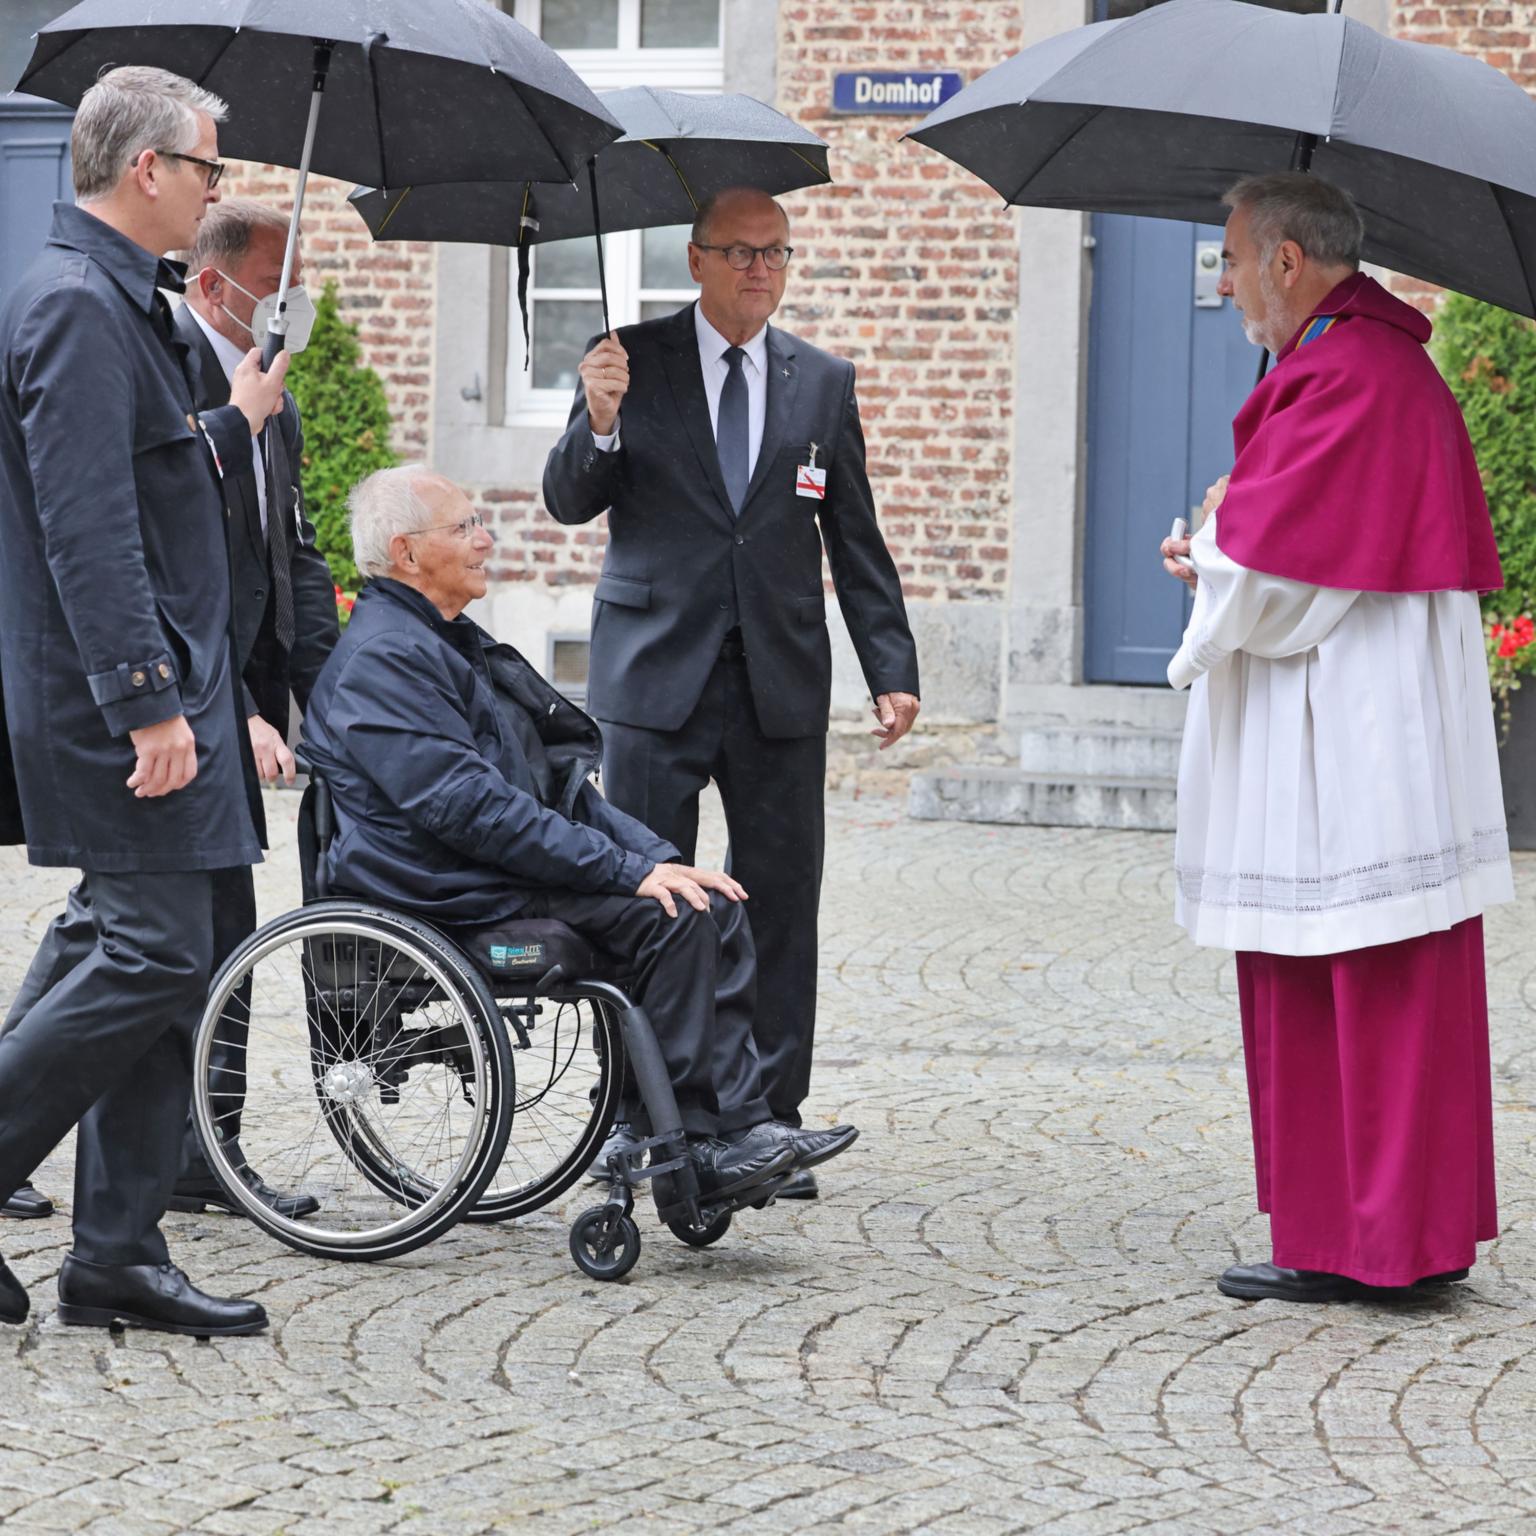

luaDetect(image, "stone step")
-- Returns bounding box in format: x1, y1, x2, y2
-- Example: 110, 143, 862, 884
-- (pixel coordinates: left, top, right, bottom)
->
1017, 722, 1184, 780
908, 767, 1176, 833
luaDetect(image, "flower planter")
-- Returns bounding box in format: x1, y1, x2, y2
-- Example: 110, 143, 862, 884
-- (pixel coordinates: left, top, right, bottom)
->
1497, 685, 1536, 851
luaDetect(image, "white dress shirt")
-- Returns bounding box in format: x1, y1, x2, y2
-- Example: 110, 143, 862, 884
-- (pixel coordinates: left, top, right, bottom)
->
186, 303, 267, 534
593, 302, 768, 479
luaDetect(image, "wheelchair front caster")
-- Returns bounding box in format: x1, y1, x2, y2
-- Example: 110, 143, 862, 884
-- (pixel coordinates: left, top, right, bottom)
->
570, 1206, 642, 1280
666, 1209, 732, 1248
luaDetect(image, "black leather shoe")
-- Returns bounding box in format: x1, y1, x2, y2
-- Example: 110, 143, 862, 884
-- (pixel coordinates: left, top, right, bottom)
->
0, 1259, 28, 1325
688, 1135, 795, 1200
775, 1168, 819, 1200
733, 1121, 859, 1173
587, 1121, 644, 1181
168, 1165, 320, 1220
1217, 1261, 1363, 1303
57, 1255, 267, 1337
1, 1182, 54, 1220
1416, 1268, 1471, 1287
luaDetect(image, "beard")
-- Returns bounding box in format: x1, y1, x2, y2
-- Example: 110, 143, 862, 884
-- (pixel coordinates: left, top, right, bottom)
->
1242, 264, 1288, 351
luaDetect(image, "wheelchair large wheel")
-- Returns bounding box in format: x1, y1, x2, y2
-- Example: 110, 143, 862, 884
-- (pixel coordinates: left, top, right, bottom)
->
463, 989, 623, 1223
192, 902, 514, 1262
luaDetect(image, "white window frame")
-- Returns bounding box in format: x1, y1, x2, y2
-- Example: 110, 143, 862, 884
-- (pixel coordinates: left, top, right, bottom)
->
506, 0, 724, 426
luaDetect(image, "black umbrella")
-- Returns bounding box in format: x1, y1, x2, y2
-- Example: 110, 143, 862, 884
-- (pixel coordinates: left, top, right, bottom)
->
347, 87, 831, 339
906, 0, 1536, 321
17, 0, 622, 361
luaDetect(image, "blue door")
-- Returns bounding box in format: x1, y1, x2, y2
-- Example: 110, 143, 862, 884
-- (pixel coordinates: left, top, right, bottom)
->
0, 95, 72, 303
1082, 214, 1257, 684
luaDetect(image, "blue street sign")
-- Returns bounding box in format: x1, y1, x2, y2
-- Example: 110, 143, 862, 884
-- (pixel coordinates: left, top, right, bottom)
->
832, 70, 963, 115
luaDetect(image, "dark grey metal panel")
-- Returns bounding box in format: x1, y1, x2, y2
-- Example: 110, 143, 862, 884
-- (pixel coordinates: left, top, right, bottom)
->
1082, 212, 1253, 684
0, 94, 72, 304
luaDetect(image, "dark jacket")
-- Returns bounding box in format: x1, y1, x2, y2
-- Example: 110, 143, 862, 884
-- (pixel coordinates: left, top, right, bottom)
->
173, 304, 339, 733
0, 203, 261, 872
542, 303, 920, 740
301, 579, 678, 926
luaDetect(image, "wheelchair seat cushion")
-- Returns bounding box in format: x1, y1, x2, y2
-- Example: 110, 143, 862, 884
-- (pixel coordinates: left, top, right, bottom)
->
454, 917, 606, 986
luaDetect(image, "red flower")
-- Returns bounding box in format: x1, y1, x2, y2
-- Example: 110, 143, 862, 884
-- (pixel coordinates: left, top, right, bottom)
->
1498, 634, 1520, 659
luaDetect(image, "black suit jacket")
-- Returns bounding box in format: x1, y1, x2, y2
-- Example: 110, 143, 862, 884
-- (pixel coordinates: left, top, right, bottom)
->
174, 304, 339, 734
542, 304, 919, 740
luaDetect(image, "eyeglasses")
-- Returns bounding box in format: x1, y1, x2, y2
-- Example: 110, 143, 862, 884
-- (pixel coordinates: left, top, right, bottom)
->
692, 243, 794, 272
156, 150, 225, 190
405, 511, 487, 539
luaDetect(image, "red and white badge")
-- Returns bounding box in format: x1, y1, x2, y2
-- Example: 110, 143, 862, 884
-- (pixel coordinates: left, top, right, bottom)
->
796, 442, 827, 500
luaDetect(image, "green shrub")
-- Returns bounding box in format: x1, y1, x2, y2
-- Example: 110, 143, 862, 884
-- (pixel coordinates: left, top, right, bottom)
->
285, 282, 396, 592
1433, 292, 1536, 615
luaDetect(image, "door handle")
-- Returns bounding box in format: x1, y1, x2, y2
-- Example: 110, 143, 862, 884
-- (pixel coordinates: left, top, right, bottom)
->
1194, 241, 1222, 308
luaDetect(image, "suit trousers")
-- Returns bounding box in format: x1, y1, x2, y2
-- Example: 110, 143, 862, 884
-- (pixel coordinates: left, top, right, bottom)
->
7, 867, 257, 1187
0, 869, 215, 1265
599, 647, 826, 1126
514, 887, 770, 1137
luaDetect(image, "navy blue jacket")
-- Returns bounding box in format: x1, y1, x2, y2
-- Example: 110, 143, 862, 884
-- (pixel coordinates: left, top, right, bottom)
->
301, 579, 678, 925
0, 204, 261, 871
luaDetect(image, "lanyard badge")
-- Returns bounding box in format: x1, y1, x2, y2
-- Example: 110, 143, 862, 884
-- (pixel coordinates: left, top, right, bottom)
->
796, 441, 827, 500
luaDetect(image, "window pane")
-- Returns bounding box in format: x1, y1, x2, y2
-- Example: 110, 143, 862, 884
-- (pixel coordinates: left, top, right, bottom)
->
641, 299, 689, 324
532, 300, 605, 390
535, 236, 602, 291
540, 0, 619, 48
640, 0, 719, 46
641, 225, 693, 291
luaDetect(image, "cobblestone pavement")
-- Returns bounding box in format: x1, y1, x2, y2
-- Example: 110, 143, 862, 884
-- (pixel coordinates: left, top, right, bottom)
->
0, 791, 1534, 1534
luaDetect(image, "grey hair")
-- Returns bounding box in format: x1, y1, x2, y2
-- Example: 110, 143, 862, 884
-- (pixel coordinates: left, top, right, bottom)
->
72, 65, 227, 202
1222, 172, 1364, 269
187, 198, 290, 274
348, 465, 431, 579
690, 187, 789, 246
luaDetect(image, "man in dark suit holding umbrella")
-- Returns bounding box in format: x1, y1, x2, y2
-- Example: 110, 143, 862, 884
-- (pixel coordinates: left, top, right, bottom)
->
543, 187, 920, 1196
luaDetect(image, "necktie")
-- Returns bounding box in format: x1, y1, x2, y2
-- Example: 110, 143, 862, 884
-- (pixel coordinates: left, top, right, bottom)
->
263, 425, 297, 652
717, 345, 749, 515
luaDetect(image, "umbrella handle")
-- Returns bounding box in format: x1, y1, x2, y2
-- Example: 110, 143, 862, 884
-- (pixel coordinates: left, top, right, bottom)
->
587, 156, 612, 336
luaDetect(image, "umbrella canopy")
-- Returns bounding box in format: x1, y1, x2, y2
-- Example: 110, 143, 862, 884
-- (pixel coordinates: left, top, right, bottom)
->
906, 0, 1536, 317
347, 87, 830, 246
17, 0, 621, 189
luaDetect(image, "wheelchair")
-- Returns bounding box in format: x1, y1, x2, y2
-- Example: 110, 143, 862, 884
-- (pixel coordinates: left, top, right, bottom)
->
188, 761, 777, 1279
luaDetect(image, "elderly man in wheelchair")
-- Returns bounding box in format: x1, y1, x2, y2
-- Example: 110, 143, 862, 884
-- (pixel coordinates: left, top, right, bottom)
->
242, 463, 855, 1276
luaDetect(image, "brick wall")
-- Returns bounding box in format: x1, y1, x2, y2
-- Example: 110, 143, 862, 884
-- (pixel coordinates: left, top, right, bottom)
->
219, 165, 435, 461
772, 2, 1024, 604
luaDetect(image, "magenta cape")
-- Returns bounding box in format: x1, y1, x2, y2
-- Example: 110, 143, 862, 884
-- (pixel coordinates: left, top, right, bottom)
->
1215, 273, 1502, 594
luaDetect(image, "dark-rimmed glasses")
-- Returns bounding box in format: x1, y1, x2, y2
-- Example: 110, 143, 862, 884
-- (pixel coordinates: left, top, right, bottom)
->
692, 243, 795, 272
156, 150, 225, 190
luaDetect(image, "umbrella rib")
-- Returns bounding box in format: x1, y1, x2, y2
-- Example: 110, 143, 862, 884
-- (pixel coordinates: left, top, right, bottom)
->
190, 27, 241, 89
784, 145, 832, 184
501, 74, 580, 184
642, 142, 700, 212
1489, 182, 1536, 319
373, 186, 413, 237
1002, 102, 1106, 208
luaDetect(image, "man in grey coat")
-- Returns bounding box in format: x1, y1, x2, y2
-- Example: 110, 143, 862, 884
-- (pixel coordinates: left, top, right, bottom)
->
0, 66, 287, 1335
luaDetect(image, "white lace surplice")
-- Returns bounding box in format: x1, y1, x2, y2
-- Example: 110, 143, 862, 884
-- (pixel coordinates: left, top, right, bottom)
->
1169, 512, 1513, 957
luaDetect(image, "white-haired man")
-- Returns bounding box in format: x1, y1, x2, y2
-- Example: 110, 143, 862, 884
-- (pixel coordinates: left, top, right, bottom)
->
301, 466, 859, 1204
1160, 173, 1509, 1302
0, 65, 288, 1334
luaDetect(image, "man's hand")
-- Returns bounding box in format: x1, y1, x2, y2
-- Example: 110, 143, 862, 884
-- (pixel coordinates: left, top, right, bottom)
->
871, 691, 920, 749
248, 712, 296, 786
127, 714, 197, 798
1160, 532, 1198, 589
636, 863, 748, 918
579, 334, 629, 437
229, 347, 290, 437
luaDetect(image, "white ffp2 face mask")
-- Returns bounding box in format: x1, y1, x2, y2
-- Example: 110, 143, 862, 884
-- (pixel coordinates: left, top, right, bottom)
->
214, 270, 317, 354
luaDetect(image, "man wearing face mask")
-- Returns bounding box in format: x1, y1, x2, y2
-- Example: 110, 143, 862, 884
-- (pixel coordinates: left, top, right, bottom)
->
1, 198, 338, 1225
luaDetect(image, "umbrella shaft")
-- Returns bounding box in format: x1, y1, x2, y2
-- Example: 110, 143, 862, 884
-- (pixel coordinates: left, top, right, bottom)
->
273, 44, 333, 340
